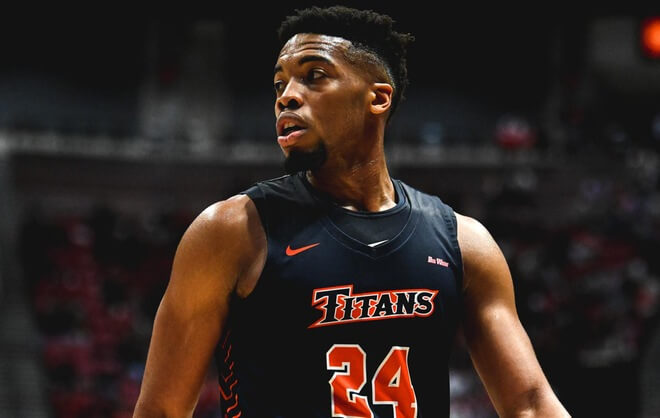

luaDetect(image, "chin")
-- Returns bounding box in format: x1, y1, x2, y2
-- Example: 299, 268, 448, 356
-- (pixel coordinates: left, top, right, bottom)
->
283, 142, 328, 175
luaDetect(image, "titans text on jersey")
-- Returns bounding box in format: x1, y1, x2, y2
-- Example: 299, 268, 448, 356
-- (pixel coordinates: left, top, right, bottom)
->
309, 285, 438, 328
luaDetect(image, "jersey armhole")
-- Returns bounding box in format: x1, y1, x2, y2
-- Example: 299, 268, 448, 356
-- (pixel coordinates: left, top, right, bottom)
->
241, 183, 269, 238
439, 200, 464, 291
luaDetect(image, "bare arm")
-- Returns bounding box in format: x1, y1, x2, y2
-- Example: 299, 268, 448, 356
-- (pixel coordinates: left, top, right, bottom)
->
457, 214, 569, 417
133, 195, 266, 417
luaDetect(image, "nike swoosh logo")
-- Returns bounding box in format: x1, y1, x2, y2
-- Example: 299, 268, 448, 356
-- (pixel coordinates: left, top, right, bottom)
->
286, 242, 320, 256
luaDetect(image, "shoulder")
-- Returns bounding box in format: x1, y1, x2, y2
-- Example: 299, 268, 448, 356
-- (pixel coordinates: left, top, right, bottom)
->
455, 213, 510, 292
186, 194, 259, 243
455, 213, 499, 257
175, 194, 261, 267
174, 194, 266, 296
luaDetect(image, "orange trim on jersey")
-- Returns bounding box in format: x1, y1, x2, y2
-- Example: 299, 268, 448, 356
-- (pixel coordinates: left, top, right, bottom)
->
226, 394, 240, 412
221, 330, 231, 349
218, 384, 233, 401
229, 379, 238, 391
224, 370, 234, 382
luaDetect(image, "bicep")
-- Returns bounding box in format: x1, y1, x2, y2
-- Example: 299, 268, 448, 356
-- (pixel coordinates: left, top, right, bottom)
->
135, 197, 260, 417
458, 214, 555, 416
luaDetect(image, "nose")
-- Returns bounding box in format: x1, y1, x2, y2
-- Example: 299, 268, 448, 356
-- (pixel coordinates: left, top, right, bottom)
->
276, 81, 303, 113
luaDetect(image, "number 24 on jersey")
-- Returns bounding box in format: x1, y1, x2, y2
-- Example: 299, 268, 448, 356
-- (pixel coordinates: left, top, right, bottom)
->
326, 344, 418, 418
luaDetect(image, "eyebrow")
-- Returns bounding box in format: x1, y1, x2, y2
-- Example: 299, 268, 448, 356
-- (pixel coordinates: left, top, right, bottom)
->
274, 54, 334, 75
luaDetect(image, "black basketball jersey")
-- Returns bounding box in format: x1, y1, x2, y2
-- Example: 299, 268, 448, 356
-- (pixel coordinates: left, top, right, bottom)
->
215, 173, 463, 418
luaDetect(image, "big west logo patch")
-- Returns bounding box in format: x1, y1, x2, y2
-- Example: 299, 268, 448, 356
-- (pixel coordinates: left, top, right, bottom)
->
309, 285, 438, 328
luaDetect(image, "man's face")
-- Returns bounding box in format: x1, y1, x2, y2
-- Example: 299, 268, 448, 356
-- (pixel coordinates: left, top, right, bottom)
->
273, 33, 373, 172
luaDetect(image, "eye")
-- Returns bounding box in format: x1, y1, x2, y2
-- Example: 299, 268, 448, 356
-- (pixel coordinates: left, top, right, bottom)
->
273, 80, 284, 94
306, 68, 326, 82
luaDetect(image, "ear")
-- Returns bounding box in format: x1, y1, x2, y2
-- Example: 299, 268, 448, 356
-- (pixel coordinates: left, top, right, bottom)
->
368, 83, 394, 115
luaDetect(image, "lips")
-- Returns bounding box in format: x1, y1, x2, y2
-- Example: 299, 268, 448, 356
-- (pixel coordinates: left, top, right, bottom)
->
276, 113, 308, 146
278, 128, 308, 147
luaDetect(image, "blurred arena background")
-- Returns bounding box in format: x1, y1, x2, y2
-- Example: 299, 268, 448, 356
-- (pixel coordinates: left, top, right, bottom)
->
1, 4, 659, 417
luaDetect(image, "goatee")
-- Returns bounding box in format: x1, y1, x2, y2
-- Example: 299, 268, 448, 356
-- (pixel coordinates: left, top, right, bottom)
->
284, 142, 328, 174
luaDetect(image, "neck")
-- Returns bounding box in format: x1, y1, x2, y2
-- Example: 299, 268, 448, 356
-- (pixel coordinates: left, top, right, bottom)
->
306, 145, 395, 212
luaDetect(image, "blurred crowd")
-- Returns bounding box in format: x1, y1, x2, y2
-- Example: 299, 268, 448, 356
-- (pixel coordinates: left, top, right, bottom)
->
17, 151, 660, 417
18, 206, 204, 417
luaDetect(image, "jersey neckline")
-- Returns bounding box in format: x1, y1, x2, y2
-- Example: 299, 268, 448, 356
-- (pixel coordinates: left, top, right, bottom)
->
295, 172, 420, 259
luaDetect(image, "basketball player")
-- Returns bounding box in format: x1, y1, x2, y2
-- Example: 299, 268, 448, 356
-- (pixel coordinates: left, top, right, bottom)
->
134, 6, 570, 417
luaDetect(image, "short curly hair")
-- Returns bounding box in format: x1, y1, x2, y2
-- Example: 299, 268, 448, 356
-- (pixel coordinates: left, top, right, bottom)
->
277, 6, 415, 119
